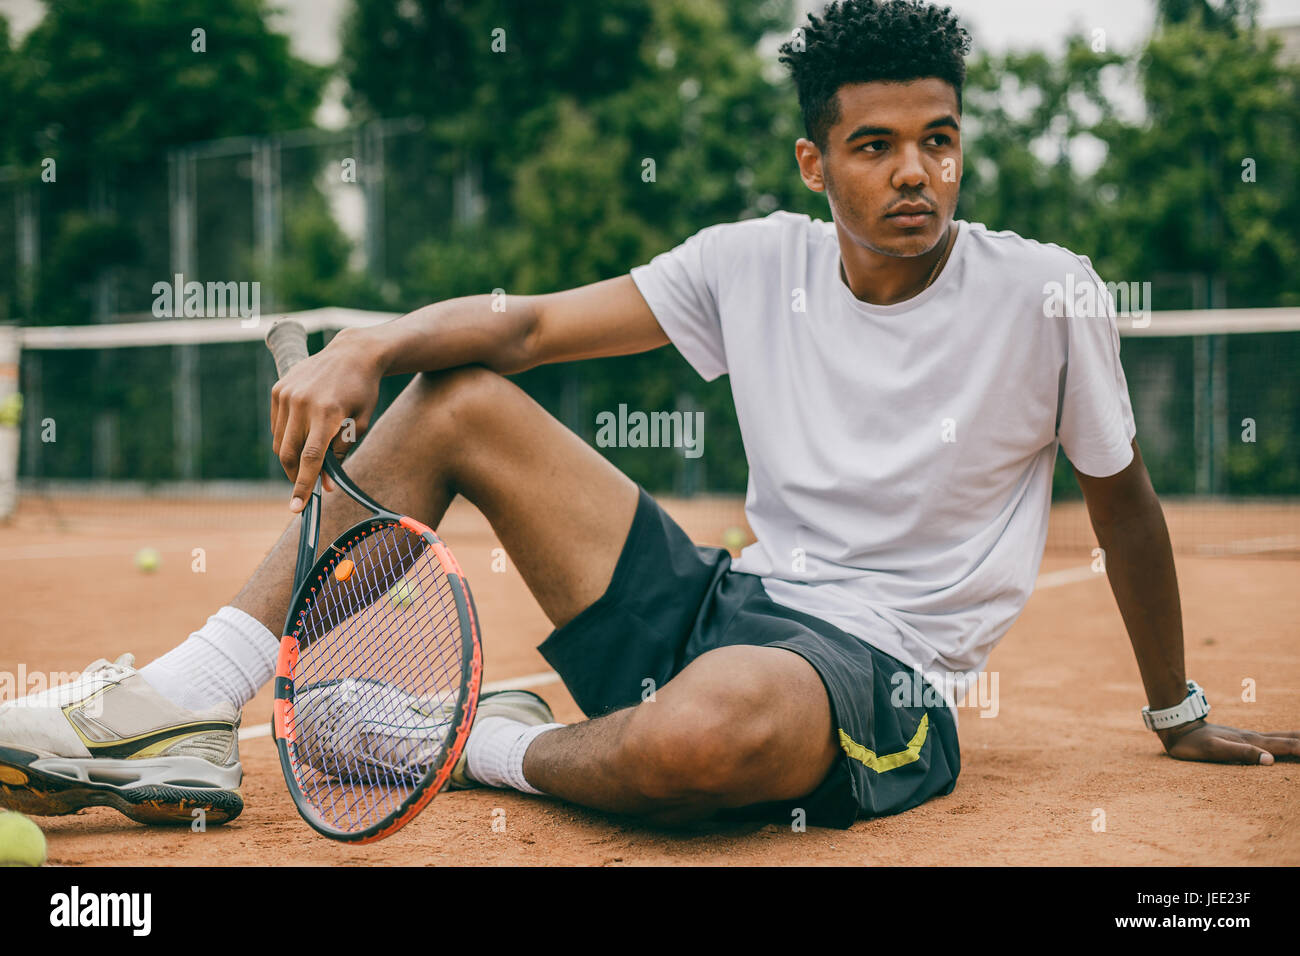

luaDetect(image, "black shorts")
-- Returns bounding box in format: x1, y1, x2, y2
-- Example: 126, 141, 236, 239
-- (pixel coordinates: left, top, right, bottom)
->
537, 486, 961, 829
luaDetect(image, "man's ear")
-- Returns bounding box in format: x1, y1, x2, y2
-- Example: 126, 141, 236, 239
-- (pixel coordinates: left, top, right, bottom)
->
795, 139, 826, 195
794, 139, 827, 194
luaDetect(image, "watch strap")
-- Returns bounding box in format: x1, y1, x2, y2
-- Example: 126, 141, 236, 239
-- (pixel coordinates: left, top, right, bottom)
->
1142, 680, 1210, 731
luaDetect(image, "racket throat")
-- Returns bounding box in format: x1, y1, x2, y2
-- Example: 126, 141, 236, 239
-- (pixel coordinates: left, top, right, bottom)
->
291, 474, 323, 598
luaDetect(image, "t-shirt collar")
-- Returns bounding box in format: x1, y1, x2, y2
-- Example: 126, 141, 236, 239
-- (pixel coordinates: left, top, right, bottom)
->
834, 219, 966, 316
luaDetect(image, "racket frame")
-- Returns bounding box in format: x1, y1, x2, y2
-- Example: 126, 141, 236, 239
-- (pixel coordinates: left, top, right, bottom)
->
267, 325, 482, 844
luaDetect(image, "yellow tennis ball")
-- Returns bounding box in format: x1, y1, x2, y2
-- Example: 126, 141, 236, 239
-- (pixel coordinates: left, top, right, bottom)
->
722, 527, 747, 552
389, 579, 419, 609
134, 548, 161, 572
0, 393, 21, 428
0, 811, 46, 867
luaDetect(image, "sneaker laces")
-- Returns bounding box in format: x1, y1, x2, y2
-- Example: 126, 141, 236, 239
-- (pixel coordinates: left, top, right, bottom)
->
82, 653, 137, 679
295, 679, 455, 784
6, 653, 138, 709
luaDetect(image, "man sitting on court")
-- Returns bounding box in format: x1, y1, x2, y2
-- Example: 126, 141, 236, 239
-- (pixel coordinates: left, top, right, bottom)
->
2, 0, 1294, 830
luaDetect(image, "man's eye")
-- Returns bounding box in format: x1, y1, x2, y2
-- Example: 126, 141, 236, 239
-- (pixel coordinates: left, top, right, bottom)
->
927, 134, 952, 147
859, 140, 888, 152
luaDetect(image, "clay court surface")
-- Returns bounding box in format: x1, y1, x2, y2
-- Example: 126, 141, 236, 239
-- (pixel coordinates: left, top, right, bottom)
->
2, 492, 1297, 866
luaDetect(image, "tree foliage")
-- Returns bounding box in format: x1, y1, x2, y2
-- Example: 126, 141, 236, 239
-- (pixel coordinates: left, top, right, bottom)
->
6, 0, 1297, 494
3, 0, 327, 326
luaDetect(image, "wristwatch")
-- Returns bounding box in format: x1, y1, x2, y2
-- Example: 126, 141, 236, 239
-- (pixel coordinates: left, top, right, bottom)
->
1142, 680, 1210, 731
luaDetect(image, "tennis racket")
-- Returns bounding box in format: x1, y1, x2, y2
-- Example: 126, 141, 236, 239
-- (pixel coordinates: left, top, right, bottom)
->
266, 319, 482, 843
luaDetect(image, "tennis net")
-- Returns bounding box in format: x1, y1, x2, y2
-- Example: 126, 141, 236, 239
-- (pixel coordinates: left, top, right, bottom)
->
1048, 308, 1300, 557
2, 307, 1297, 557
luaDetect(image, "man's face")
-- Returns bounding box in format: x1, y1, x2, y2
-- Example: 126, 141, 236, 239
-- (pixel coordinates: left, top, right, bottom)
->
797, 78, 962, 259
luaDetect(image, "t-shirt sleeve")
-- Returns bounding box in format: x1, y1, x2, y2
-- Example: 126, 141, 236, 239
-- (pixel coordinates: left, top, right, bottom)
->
629, 224, 729, 381
1056, 257, 1138, 478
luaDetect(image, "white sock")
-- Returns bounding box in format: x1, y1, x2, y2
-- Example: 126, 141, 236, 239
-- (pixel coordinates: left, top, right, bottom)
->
139, 606, 278, 713
465, 717, 563, 794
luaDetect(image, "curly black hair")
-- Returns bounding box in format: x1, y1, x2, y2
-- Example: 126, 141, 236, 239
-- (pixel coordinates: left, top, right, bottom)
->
778, 0, 972, 153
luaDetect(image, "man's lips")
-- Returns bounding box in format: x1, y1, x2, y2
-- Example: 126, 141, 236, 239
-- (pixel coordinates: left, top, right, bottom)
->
886, 208, 934, 228
887, 202, 934, 215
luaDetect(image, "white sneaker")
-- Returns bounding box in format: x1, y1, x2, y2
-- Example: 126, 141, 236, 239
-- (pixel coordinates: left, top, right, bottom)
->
0, 654, 244, 825
292, 678, 458, 785
290, 682, 553, 792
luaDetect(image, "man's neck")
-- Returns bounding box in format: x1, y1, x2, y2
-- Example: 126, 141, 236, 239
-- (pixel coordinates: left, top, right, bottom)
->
839, 223, 956, 306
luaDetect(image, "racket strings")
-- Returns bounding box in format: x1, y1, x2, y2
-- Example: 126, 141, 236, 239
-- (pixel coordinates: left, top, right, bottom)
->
306, 535, 461, 830
288, 521, 469, 834
297, 543, 460, 829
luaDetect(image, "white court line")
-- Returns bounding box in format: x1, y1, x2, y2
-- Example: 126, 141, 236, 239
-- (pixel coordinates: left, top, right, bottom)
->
237, 670, 563, 741
0, 536, 277, 562
1034, 564, 1102, 589
237, 565, 1097, 742
1196, 534, 1300, 556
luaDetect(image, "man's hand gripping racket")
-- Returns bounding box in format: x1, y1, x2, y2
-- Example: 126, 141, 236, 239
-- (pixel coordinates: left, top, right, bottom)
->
266, 320, 482, 843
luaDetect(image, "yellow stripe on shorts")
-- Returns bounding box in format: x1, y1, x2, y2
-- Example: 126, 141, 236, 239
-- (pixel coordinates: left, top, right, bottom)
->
838, 713, 929, 773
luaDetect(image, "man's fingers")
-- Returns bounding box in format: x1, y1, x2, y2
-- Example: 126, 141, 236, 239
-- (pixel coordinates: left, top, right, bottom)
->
290, 423, 332, 511
330, 431, 354, 462
271, 386, 289, 460
323, 413, 368, 490
277, 407, 306, 486
269, 358, 360, 507
277, 409, 348, 510
1246, 734, 1300, 758
1190, 737, 1273, 766
290, 408, 350, 510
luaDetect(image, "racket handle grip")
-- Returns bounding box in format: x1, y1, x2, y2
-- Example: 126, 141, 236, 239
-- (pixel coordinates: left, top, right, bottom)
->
266, 320, 310, 378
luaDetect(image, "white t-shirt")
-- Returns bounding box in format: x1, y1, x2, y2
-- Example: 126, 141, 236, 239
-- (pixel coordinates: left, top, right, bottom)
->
630, 210, 1136, 716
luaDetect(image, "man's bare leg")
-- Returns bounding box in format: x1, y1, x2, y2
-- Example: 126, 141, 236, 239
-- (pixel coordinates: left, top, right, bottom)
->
233, 366, 837, 821
526, 645, 839, 824
232, 364, 640, 635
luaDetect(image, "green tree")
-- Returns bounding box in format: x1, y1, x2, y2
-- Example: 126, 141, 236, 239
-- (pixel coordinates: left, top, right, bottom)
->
1156, 0, 1260, 31
11, 0, 327, 326
9, 0, 331, 484
0, 18, 21, 168
1091, 17, 1300, 308
13, 0, 323, 170
960, 4, 1300, 499
343, 0, 803, 301
341, 0, 799, 493
960, 38, 1125, 254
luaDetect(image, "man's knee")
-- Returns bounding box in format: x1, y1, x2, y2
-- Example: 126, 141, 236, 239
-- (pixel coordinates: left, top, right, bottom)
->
620, 647, 837, 809
623, 693, 781, 804
411, 364, 513, 425
360, 367, 515, 492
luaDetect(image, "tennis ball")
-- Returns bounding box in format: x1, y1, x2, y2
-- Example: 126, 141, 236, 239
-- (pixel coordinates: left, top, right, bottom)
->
0, 393, 21, 428
0, 811, 46, 867
134, 547, 161, 572
389, 579, 419, 609
722, 527, 747, 552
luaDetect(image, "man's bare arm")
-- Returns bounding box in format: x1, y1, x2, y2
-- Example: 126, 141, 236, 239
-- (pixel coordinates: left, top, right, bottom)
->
360, 274, 669, 376
1074, 441, 1187, 713
270, 276, 668, 507
1075, 439, 1299, 764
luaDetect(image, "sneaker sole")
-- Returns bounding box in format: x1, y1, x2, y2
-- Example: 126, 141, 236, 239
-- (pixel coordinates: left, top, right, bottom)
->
0, 745, 244, 826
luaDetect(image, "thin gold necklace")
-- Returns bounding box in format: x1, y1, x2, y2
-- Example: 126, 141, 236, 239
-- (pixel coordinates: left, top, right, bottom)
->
920, 223, 954, 291
840, 223, 955, 298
